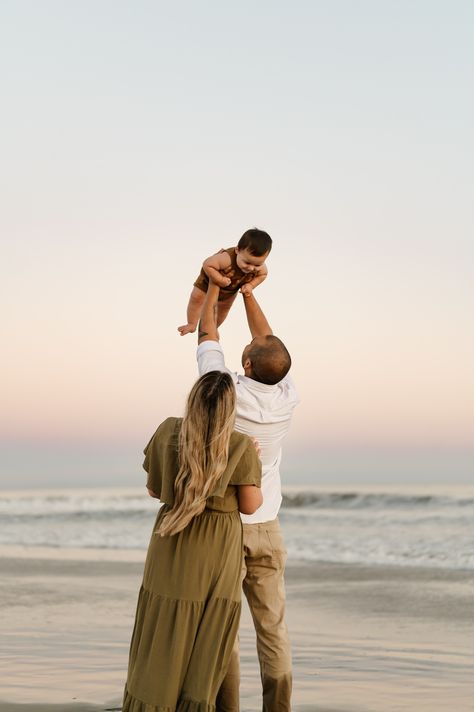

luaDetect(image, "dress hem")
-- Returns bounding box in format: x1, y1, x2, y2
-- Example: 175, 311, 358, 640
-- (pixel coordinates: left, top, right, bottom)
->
123, 686, 216, 712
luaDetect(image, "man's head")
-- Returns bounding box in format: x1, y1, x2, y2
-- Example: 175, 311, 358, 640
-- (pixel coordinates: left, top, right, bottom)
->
241, 335, 292, 385
235, 228, 272, 274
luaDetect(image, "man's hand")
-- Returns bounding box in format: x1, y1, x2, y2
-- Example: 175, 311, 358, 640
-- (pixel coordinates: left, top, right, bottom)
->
202, 252, 232, 288
240, 283, 253, 297
206, 267, 232, 288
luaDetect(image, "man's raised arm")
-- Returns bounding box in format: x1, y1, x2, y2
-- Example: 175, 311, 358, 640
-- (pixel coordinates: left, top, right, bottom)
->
198, 280, 220, 344
242, 291, 273, 338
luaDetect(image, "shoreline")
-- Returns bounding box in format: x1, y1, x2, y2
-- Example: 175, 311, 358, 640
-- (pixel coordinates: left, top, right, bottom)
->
1, 554, 473, 711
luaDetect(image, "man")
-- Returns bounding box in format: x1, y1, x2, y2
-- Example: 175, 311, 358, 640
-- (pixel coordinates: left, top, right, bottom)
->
197, 280, 299, 711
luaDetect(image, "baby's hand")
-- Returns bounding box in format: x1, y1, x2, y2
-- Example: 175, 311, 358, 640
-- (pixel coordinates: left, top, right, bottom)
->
220, 276, 232, 287
240, 284, 253, 297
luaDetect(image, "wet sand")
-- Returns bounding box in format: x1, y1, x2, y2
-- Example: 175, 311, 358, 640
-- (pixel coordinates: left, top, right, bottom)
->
0, 549, 473, 711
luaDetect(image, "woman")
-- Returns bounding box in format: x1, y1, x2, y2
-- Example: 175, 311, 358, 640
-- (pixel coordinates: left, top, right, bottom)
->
123, 370, 262, 711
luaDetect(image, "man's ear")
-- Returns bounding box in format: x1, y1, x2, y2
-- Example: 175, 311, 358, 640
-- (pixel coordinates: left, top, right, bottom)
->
243, 357, 252, 370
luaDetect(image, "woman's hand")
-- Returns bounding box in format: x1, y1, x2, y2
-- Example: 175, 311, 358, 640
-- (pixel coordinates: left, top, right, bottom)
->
251, 437, 261, 458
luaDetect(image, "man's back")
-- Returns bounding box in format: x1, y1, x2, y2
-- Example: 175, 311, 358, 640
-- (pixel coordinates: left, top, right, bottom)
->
197, 340, 299, 523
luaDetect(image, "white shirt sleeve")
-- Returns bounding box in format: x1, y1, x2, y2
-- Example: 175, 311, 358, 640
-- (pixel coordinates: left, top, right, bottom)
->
196, 340, 237, 380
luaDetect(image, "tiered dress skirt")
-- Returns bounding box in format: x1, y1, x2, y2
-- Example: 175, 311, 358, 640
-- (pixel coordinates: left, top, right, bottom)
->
123, 506, 243, 712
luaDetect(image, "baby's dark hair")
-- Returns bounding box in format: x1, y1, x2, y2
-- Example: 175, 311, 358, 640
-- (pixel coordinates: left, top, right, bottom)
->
237, 228, 272, 257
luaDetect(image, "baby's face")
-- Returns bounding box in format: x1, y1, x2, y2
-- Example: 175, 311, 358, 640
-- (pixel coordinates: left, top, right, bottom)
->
235, 247, 269, 274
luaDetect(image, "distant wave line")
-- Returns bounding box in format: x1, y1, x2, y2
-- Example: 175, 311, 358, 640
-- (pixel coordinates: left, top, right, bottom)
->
281, 491, 474, 509
0, 490, 473, 516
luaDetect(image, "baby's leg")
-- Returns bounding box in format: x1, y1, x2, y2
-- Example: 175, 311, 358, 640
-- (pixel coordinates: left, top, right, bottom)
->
216, 293, 237, 326
178, 287, 206, 335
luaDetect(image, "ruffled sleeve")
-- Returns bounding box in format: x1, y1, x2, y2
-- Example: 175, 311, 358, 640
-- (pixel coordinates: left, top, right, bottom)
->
142, 417, 181, 506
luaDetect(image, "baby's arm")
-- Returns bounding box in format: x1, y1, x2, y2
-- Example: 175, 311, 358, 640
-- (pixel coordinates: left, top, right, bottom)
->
203, 251, 232, 287
241, 265, 268, 296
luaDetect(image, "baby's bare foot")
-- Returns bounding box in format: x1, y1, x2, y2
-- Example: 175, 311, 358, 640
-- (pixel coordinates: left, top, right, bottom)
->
178, 324, 196, 336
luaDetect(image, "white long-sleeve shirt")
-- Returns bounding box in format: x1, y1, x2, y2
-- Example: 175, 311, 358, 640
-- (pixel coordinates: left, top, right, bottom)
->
197, 340, 299, 524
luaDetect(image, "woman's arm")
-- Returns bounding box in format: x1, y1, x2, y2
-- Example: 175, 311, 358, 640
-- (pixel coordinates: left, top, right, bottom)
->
237, 485, 263, 514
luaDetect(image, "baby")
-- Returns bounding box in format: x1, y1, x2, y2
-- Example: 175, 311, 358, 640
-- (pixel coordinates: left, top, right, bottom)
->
178, 228, 272, 335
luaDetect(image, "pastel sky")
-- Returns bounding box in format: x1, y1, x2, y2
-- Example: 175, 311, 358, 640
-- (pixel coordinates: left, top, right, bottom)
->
1, 1, 473, 488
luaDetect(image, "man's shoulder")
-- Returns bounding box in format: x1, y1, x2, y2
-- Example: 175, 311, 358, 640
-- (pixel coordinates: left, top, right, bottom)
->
279, 373, 298, 397
237, 372, 298, 396
277, 375, 299, 408
234, 374, 299, 420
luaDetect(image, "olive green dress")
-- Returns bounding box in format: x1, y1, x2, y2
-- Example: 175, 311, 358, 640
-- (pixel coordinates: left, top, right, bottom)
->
123, 417, 261, 712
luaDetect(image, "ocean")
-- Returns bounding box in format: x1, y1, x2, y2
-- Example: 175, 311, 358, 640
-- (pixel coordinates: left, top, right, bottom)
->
1, 485, 473, 570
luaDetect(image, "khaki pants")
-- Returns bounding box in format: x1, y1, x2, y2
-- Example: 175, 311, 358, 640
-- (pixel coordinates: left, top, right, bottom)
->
216, 518, 292, 711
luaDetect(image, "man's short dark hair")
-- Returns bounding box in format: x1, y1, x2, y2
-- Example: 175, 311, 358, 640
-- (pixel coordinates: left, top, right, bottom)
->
249, 335, 291, 385
238, 228, 272, 257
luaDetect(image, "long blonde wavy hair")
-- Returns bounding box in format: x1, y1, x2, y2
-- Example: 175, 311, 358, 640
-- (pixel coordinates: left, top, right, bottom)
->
157, 371, 236, 537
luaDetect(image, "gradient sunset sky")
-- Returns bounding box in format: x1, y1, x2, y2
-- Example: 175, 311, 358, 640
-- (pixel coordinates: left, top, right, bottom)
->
1, 1, 473, 488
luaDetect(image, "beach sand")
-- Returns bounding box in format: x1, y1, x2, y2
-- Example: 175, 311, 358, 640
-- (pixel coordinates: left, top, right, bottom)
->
0, 550, 473, 712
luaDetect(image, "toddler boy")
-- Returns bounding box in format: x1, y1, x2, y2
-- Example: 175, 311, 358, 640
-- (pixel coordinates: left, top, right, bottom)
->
178, 228, 272, 335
